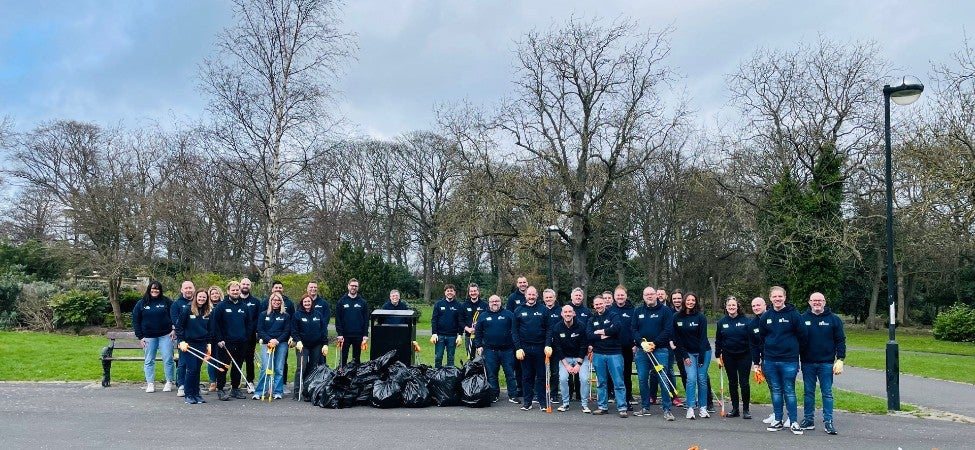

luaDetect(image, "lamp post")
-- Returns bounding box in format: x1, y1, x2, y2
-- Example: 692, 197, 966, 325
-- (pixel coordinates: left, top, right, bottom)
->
547, 225, 560, 291
882, 77, 923, 411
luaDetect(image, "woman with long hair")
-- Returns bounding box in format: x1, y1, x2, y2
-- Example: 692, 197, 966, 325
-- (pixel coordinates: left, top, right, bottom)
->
291, 293, 328, 395
671, 292, 711, 419
253, 292, 291, 400
204, 286, 225, 393
176, 289, 213, 404
131, 280, 175, 393
715, 296, 752, 418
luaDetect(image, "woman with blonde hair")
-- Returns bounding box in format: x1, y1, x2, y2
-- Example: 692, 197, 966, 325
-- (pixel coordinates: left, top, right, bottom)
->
253, 292, 291, 400
176, 289, 213, 404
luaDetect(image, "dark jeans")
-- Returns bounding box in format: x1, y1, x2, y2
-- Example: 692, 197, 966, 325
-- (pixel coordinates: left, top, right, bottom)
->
294, 343, 326, 390
724, 351, 751, 411
183, 341, 205, 398
483, 347, 517, 398
217, 342, 246, 391
521, 344, 546, 406
245, 335, 257, 384
341, 336, 363, 366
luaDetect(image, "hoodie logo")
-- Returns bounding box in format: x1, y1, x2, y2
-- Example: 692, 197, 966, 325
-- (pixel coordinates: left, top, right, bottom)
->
819, 321, 829, 326
353, 304, 361, 308
676, 321, 683, 327
722, 324, 729, 329
805, 320, 811, 326
440, 307, 446, 311
559, 333, 566, 338
301, 318, 308, 322
778, 318, 790, 323
638, 314, 645, 319
312, 317, 320, 321
343, 304, 349, 308
766, 319, 772, 324
225, 308, 232, 312
486, 317, 493, 321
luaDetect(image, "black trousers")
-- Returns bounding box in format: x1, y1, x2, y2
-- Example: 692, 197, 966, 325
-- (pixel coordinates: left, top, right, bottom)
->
341, 336, 363, 366
723, 351, 751, 411
244, 335, 257, 384
217, 342, 246, 391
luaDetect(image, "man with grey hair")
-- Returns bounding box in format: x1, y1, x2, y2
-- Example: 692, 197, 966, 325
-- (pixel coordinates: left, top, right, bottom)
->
568, 287, 590, 401
542, 288, 562, 402
379, 289, 410, 325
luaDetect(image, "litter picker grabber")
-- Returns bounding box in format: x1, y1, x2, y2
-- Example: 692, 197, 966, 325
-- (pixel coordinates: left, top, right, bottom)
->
183, 346, 226, 373
467, 311, 480, 362
223, 348, 255, 393
587, 352, 597, 403
412, 341, 426, 366
718, 358, 726, 417
260, 344, 274, 401
184, 345, 229, 370
545, 355, 552, 413
642, 338, 679, 402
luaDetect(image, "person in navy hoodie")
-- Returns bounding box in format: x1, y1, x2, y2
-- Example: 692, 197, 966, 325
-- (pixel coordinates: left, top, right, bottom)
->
474, 295, 518, 403
335, 278, 368, 365
253, 293, 291, 400
379, 289, 410, 325
507, 276, 529, 397
568, 287, 591, 401
715, 296, 752, 419
548, 304, 590, 412
632, 285, 675, 420
170, 280, 195, 397
238, 278, 261, 393
759, 286, 807, 435
461, 283, 487, 359
431, 284, 464, 368
212, 281, 250, 401
587, 294, 627, 417
306, 281, 332, 326
798, 292, 845, 435
204, 286, 224, 394
672, 292, 711, 420
176, 289, 212, 404
292, 293, 329, 392
132, 280, 174, 394
608, 285, 636, 408
542, 288, 563, 402
513, 286, 548, 411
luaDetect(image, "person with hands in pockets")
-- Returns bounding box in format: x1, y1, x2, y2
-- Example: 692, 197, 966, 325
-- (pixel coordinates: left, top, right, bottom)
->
430, 284, 465, 368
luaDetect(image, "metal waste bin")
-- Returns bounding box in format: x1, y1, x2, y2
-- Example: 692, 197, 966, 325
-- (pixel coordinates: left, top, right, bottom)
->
370, 309, 418, 366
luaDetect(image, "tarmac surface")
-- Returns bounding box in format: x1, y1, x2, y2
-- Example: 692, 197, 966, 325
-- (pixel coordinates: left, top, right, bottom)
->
1, 381, 972, 449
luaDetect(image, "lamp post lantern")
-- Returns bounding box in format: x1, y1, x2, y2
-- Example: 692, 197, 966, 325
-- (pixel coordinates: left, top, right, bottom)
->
882, 77, 923, 411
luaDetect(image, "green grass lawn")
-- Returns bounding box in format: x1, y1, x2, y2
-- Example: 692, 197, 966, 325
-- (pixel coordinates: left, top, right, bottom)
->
845, 325, 975, 356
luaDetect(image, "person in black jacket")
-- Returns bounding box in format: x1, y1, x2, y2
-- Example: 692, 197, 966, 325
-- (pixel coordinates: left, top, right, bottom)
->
513, 286, 548, 411
131, 280, 174, 394
549, 304, 590, 412
567, 287, 592, 402
253, 293, 291, 400
176, 289, 212, 404
474, 295, 518, 403
212, 281, 250, 400
204, 286, 224, 393
715, 296, 752, 418
759, 286, 807, 435
632, 286, 675, 420
798, 292, 846, 435
335, 278, 368, 365
608, 285, 636, 408
587, 295, 627, 417
306, 281, 332, 326
507, 276, 529, 397
379, 289, 410, 325
431, 284, 464, 368
672, 292, 711, 420
292, 294, 328, 390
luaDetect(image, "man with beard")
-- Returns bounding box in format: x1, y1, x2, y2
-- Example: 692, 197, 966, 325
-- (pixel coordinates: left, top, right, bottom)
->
336, 279, 369, 365
549, 304, 590, 412
431, 284, 464, 368
513, 286, 548, 411
568, 287, 591, 401
239, 278, 261, 393
170, 280, 194, 397
462, 283, 487, 360
798, 292, 845, 435
587, 295, 628, 417
211, 284, 250, 400
474, 295, 518, 403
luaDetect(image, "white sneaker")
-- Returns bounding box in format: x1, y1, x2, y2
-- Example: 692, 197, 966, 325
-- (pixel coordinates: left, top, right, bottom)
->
699, 407, 710, 418
162, 381, 172, 392
176, 385, 184, 397
146, 383, 155, 393
763, 413, 776, 424
686, 408, 696, 419
784, 418, 791, 427
582, 405, 592, 414
247, 386, 255, 394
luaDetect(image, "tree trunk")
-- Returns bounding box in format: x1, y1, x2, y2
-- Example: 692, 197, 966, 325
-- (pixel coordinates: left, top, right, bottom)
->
423, 245, 433, 304
897, 262, 906, 325
570, 217, 591, 297
109, 275, 123, 328
866, 249, 882, 330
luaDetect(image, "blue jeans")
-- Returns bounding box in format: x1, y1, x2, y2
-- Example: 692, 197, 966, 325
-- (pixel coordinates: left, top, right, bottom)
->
434, 336, 457, 368
592, 352, 626, 412
636, 348, 672, 410
207, 347, 219, 383
521, 344, 546, 406
558, 357, 590, 406
685, 351, 711, 408
764, 360, 799, 423
802, 362, 834, 423
255, 345, 288, 396
142, 336, 175, 383
483, 348, 517, 398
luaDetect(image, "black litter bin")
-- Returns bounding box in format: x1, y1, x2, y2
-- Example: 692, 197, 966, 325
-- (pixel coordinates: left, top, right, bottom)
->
370, 309, 418, 366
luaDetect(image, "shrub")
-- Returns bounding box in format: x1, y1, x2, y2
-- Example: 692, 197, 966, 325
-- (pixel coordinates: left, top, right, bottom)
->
103, 312, 133, 329
932, 303, 975, 343
118, 289, 143, 313
16, 281, 58, 331
0, 269, 29, 314
50, 290, 107, 333
0, 310, 17, 330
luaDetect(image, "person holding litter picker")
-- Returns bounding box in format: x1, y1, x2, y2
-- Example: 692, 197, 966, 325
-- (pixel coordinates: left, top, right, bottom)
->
715, 296, 752, 419
292, 293, 328, 396
204, 286, 224, 394
132, 280, 174, 394
253, 293, 291, 400
632, 285, 676, 420
176, 289, 213, 405
211, 281, 250, 401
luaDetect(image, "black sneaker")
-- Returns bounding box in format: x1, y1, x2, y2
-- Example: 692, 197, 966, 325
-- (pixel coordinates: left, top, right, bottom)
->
217, 390, 230, 401
824, 421, 837, 435
799, 419, 815, 430
790, 422, 804, 435
766, 421, 784, 432
521, 404, 533, 411
231, 389, 246, 400
618, 411, 628, 418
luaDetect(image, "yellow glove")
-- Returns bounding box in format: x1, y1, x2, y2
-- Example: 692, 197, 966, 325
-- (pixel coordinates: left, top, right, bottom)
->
516, 349, 525, 360
295, 341, 304, 352
544, 346, 553, 357
718, 356, 724, 368
178, 341, 189, 352
833, 360, 844, 375
322, 345, 328, 356
455, 335, 463, 347
640, 341, 652, 353
430, 334, 438, 344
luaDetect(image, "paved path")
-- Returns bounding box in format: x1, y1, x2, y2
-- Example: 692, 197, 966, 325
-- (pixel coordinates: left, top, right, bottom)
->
839, 365, 975, 418
1, 382, 972, 449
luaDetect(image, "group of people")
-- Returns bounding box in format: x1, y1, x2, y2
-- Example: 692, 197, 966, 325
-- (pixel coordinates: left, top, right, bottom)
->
132, 275, 846, 437
132, 278, 372, 404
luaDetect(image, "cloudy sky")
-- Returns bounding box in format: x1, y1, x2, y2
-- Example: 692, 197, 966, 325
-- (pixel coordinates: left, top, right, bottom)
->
1, 0, 971, 138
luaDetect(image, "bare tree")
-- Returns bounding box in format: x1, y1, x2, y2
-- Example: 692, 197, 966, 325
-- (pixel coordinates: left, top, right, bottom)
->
200, 0, 352, 288
497, 17, 686, 293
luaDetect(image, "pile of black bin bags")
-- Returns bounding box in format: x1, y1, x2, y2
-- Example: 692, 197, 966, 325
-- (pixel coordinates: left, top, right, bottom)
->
300, 350, 493, 409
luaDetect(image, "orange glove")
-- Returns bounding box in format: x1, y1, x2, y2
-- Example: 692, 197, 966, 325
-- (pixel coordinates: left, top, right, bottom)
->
360, 340, 368, 351
753, 366, 766, 384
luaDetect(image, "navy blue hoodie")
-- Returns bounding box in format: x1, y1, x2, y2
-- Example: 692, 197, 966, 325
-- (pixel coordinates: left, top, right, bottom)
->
169, 295, 192, 332
432, 297, 464, 336
240, 294, 261, 335
749, 314, 765, 365
548, 319, 588, 358
800, 307, 846, 364
132, 295, 173, 339
631, 301, 674, 349
672, 311, 711, 361
473, 309, 515, 350
512, 301, 548, 348
610, 301, 636, 347
462, 298, 488, 333
378, 299, 410, 325
335, 294, 368, 337
587, 310, 622, 354
312, 295, 332, 327
212, 297, 250, 344
176, 306, 211, 344
758, 304, 805, 362
292, 307, 328, 345
715, 313, 751, 357
257, 309, 291, 344
572, 303, 592, 325
506, 289, 526, 312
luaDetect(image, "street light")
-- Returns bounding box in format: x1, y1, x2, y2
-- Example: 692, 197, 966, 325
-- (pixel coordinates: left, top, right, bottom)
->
546, 225, 560, 291
882, 76, 923, 411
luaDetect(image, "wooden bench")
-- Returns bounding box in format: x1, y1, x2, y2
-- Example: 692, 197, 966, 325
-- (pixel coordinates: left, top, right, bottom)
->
100, 331, 176, 387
